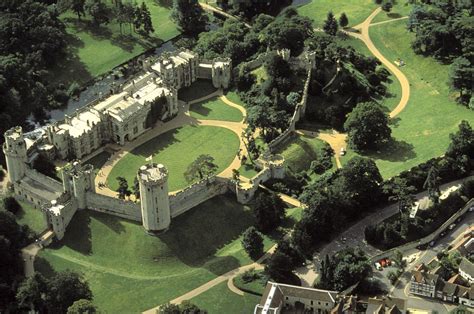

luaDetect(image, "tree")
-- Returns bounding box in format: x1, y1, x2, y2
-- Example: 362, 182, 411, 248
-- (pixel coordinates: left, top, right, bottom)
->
423, 165, 441, 204
382, 1, 393, 12
85, 0, 110, 27
265, 251, 294, 282
184, 154, 218, 182
16, 273, 49, 313
385, 177, 416, 216
3, 197, 21, 215
344, 102, 392, 151
331, 248, 371, 291
141, 2, 154, 35
446, 121, 474, 160
253, 192, 286, 233
339, 13, 349, 28
323, 11, 338, 36
158, 303, 180, 314
116, 177, 130, 199
241, 227, 264, 260
133, 177, 140, 199
71, 0, 86, 20
449, 57, 472, 104
67, 299, 97, 314
47, 271, 93, 313
171, 0, 208, 36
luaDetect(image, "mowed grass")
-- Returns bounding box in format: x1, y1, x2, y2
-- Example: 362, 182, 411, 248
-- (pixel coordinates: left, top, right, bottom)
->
372, 2, 413, 24
297, 0, 377, 27
0, 199, 47, 234
107, 125, 239, 192
276, 134, 336, 174
354, 21, 474, 178
190, 281, 261, 314
36, 195, 276, 313
190, 97, 243, 122
225, 91, 246, 108
52, 0, 179, 84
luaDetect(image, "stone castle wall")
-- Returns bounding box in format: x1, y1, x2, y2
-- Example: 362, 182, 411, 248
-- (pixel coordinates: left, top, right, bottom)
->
169, 176, 229, 217
85, 192, 142, 222
25, 168, 64, 192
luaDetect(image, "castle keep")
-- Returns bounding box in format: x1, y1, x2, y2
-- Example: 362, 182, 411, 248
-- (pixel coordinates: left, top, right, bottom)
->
3, 49, 285, 241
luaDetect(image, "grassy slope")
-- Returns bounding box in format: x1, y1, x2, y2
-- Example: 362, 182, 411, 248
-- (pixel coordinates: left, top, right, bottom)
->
342, 21, 474, 178
190, 281, 261, 314
16, 201, 47, 234
107, 125, 239, 192
238, 164, 259, 180
372, 2, 413, 23
52, 0, 179, 84
36, 195, 275, 313
225, 91, 246, 108
189, 97, 243, 122
276, 134, 336, 174
297, 0, 377, 27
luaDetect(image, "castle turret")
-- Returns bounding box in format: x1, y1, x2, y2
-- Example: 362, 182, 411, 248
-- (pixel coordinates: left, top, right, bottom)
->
62, 161, 95, 209
211, 59, 232, 89
3, 127, 28, 182
137, 163, 171, 233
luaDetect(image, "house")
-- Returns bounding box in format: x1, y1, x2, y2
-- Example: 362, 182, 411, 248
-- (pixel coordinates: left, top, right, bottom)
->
365, 297, 407, 314
410, 271, 439, 298
254, 282, 338, 314
459, 258, 474, 284
459, 286, 474, 308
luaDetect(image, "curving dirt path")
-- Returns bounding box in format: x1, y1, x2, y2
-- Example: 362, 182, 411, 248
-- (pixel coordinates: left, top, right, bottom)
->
94, 90, 248, 198
311, 8, 411, 168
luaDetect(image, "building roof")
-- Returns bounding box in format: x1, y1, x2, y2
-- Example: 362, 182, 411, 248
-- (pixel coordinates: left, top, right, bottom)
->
21, 175, 62, 201
57, 109, 101, 138
459, 258, 474, 278
441, 281, 458, 295
276, 283, 337, 303
258, 282, 284, 314
366, 297, 407, 314
411, 270, 439, 285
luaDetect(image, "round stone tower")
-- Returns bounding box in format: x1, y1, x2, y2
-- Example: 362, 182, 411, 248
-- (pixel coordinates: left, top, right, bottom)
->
3, 126, 28, 183
137, 163, 171, 233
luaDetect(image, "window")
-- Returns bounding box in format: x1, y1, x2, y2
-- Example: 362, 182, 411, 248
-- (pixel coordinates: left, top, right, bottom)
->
133, 126, 138, 134
310, 301, 313, 305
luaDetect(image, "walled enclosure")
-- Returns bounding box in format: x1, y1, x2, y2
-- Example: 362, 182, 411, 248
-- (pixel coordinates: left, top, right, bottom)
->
3, 49, 289, 242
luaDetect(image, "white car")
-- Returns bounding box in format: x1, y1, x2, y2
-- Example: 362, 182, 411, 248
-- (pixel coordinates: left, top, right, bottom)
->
374, 262, 383, 271
448, 223, 456, 230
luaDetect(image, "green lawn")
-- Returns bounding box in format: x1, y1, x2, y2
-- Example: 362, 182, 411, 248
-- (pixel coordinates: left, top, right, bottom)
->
51, 0, 179, 84
275, 134, 336, 174
371, 2, 413, 24
36, 195, 276, 313
233, 269, 267, 296
190, 281, 261, 314
238, 164, 260, 180
251, 66, 268, 85
225, 91, 246, 108
107, 125, 240, 192
349, 21, 474, 178
0, 199, 48, 234
297, 0, 377, 28
189, 97, 243, 122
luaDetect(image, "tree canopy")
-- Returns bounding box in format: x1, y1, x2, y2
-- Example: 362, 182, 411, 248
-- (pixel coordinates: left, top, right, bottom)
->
184, 154, 218, 182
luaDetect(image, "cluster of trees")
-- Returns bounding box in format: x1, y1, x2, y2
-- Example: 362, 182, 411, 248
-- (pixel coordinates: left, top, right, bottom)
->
304, 32, 391, 130
0, 0, 70, 147
437, 250, 463, 281
159, 300, 206, 313
322, 11, 350, 36
408, 1, 473, 107
292, 156, 384, 253
265, 238, 305, 284
318, 248, 371, 291
171, 0, 208, 36
67, 0, 155, 35
16, 271, 94, 313
310, 142, 334, 175
217, 0, 292, 19
364, 120, 474, 249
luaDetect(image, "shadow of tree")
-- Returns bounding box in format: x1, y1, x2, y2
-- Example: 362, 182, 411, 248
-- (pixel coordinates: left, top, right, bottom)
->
34, 256, 57, 277
157, 0, 173, 9
387, 13, 402, 19
363, 137, 416, 162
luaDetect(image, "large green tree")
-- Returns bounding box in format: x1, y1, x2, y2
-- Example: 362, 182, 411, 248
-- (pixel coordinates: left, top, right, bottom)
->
323, 11, 338, 36
184, 154, 218, 182
47, 271, 93, 313
171, 0, 208, 36
423, 165, 441, 204
241, 227, 264, 260
253, 192, 285, 233
344, 102, 392, 151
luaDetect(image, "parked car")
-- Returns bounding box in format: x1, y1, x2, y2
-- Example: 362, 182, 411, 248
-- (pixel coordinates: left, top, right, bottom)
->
439, 231, 446, 237
374, 262, 383, 271
469, 205, 474, 212
429, 240, 436, 247
448, 223, 456, 230
455, 216, 462, 223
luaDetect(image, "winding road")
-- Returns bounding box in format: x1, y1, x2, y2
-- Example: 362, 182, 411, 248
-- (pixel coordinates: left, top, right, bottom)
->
311, 8, 411, 168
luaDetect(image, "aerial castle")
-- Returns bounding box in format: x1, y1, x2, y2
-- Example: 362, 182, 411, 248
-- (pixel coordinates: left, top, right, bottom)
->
3, 49, 285, 241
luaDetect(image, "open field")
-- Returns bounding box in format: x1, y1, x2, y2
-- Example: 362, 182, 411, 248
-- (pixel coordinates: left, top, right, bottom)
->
297, 0, 377, 28
0, 199, 48, 234
51, 0, 179, 84
190, 281, 261, 314
342, 21, 474, 178
189, 97, 243, 122
107, 125, 240, 192
36, 194, 276, 313
371, 2, 413, 23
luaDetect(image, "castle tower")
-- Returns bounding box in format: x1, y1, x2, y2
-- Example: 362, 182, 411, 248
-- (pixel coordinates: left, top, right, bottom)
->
211, 59, 232, 89
3, 126, 28, 182
137, 163, 171, 233
62, 161, 95, 209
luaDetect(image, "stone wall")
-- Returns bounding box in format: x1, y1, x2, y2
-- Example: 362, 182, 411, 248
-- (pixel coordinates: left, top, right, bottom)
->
25, 169, 63, 192
169, 177, 229, 217
85, 192, 142, 222
267, 67, 312, 153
